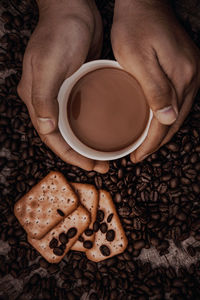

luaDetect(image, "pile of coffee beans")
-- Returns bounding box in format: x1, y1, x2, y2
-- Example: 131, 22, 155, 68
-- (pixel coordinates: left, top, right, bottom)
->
0, 0, 200, 299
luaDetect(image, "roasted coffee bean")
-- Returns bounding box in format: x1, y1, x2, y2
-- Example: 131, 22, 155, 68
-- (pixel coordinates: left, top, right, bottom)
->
78, 236, 84, 242
48, 264, 59, 274
93, 221, 100, 232
133, 240, 145, 250
106, 230, 115, 241
59, 232, 68, 244
39, 258, 49, 269
53, 247, 64, 256
100, 222, 108, 233
97, 210, 104, 222
49, 238, 58, 249
107, 213, 114, 223
84, 229, 93, 236
57, 209, 65, 216
187, 245, 196, 257
100, 245, 110, 256
95, 175, 102, 189
176, 211, 187, 221
83, 240, 93, 249
114, 193, 122, 203
67, 227, 77, 238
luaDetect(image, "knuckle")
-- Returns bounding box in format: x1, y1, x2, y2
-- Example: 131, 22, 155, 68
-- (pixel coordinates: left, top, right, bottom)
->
17, 82, 26, 103
183, 59, 196, 84
32, 95, 44, 108
148, 83, 172, 107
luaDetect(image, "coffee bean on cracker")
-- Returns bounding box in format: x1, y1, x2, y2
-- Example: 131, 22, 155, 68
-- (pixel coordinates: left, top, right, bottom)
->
93, 221, 100, 232
107, 213, 114, 223
49, 238, 58, 249
67, 227, 77, 239
97, 210, 104, 222
53, 247, 64, 256
59, 232, 68, 244
100, 245, 110, 256
83, 240, 93, 249
57, 209, 65, 217
78, 236, 84, 243
106, 230, 115, 242
85, 229, 93, 236
59, 244, 66, 251
100, 222, 108, 233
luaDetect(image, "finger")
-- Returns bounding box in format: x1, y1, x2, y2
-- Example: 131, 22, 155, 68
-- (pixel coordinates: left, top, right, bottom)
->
93, 161, 109, 174
17, 51, 32, 103
41, 129, 95, 171
22, 90, 107, 173
31, 53, 67, 135
115, 48, 178, 125
130, 116, 169, 163
18, 55, 107, 173
160, 85, 198, 147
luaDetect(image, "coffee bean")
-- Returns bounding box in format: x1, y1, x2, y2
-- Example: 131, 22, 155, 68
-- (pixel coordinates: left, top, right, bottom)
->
100, 222, 108, 233
49, 238, 58, 249
48, 264, 59, 274
107, 213, 114, 223
78, 236, 84, 242
59, 232, 68, 244
133, 240, 145, 250
67, 227, 77, 238
187, 245, 196, 257
118, 168, 124, 179
89, 293, 98, 300
39, 258, 49, 269
53, 247, 64, 256
57, 209, 65, 217
114, 193, 122, 203
97, 210, 104, 222
166, 142, 179, 152
93, 221, 100, 232
84, 229, 93, 236
176, 211, 187, 221
106, 230, 115, 241
192, 183, 200, 194
83, 240, 93, 249
100, 245, 110, 256
95, 176, 102, 189
170, 178, 179, 189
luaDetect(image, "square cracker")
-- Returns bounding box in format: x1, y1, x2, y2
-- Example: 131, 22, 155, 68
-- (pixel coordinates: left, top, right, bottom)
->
86, 190, 128, 262
14, 171, 78, 239
28, 205, 90, 263
71, 183, 99, 252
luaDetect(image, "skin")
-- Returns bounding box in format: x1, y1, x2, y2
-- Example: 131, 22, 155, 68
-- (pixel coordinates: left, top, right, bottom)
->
112, 0, 200, 162
17, 0, 109, 173
18, 0, 200, 170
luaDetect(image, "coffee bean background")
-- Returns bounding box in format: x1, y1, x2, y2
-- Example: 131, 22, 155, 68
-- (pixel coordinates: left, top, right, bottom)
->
0, 0, 200, 299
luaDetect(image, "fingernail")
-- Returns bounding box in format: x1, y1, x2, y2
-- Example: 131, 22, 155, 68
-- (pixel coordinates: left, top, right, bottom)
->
37, 118, 55, 134
155, 106, 177, 125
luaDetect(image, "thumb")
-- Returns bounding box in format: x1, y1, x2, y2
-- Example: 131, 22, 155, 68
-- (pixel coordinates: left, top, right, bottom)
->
31, 59, 66, 135
117, 53, 178, 125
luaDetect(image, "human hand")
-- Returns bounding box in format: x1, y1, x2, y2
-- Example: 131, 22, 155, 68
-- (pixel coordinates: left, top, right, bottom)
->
17, 0, 109, 173
111, 0, 200, 163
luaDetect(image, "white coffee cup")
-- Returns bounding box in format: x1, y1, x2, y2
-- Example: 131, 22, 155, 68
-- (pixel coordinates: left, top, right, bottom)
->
58, 60, 153, 161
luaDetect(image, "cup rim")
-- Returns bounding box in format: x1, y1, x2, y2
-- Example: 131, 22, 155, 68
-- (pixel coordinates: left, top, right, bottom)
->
58, 59, 153, 161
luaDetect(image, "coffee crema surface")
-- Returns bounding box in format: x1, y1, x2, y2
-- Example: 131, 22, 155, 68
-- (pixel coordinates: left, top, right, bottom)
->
67, 68, 149, 152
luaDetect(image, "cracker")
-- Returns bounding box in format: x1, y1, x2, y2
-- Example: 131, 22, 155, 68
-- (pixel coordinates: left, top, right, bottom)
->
14, 171, 78, 239
71, 183, 99, 252
28, 205, 90, 263
86, 190, 128, 262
